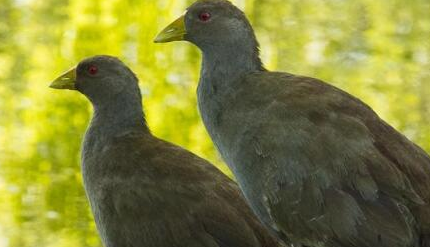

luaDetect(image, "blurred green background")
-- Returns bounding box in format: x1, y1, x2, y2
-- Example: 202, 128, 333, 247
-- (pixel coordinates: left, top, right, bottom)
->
0, 0, 429, 246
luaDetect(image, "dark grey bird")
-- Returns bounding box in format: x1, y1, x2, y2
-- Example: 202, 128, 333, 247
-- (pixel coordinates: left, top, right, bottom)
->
155, 1, 430, 247
49, 55, 286, 247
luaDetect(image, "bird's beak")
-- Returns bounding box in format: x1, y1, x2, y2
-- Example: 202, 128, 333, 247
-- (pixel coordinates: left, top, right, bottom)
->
154, 15, 186, 43
49, 67, 77, 90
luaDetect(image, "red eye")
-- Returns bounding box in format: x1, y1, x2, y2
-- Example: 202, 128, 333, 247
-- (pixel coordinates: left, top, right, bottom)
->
198, 12, 211, 22
88, 65, 98, 75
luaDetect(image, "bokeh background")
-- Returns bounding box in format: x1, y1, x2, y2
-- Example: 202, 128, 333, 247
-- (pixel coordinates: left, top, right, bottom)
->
0, 0, 429, 246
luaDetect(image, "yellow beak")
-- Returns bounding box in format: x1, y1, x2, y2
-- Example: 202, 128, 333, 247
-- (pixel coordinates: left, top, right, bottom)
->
49, 67, 77, 90
154, 15, 186, 43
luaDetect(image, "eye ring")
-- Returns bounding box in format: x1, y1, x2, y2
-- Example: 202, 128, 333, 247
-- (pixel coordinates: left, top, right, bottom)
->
198, 12, 211, 22
88, 65, 98, 75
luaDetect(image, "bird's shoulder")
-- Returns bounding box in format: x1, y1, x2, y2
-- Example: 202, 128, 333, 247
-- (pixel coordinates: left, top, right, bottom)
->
240, 71, 365, 108
93, 131, 225, 184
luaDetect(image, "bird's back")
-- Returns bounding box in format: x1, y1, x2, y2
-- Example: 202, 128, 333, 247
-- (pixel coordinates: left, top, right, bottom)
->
206, 70, 430, 247
81, 129, 284, 247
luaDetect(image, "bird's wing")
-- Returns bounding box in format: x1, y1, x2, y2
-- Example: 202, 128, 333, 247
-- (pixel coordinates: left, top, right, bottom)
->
96, 178, 213, 247
153, 141, 286, 247
235, 72, 430, 246
97, 135, 281, 247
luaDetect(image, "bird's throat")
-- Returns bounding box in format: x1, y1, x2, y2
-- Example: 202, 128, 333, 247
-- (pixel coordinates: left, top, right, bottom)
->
90, 93, 148, 138
201, 42, 264, 81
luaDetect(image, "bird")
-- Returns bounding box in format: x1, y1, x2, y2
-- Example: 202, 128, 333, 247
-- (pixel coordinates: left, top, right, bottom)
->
49, 55, 286, 247
154, 1, 430, 247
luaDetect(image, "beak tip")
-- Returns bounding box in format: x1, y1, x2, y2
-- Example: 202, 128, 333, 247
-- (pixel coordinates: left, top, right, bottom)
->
153, 34, 177, 43
49, 83, 59, 89
49, 81, 77, 90
154, 15, 186, 44
50, 67, 77, 90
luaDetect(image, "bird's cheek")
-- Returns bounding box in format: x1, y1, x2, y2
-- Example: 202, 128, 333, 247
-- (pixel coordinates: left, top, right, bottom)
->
184, 32, 204, 47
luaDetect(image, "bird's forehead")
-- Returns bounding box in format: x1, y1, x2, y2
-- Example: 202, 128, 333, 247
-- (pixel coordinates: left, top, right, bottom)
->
81, 56, 119, 65
188, 0, 234, 11
77, 56, 121, 71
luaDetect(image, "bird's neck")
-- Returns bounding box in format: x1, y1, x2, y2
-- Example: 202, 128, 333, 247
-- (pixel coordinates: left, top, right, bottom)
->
197, 40, 264, 130
200, 41, 264, 87
89, 93, 149, 139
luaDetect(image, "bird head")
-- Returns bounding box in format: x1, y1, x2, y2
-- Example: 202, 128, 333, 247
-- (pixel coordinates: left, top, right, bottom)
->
50, 55, 141, 106
154, 0, 257, 51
